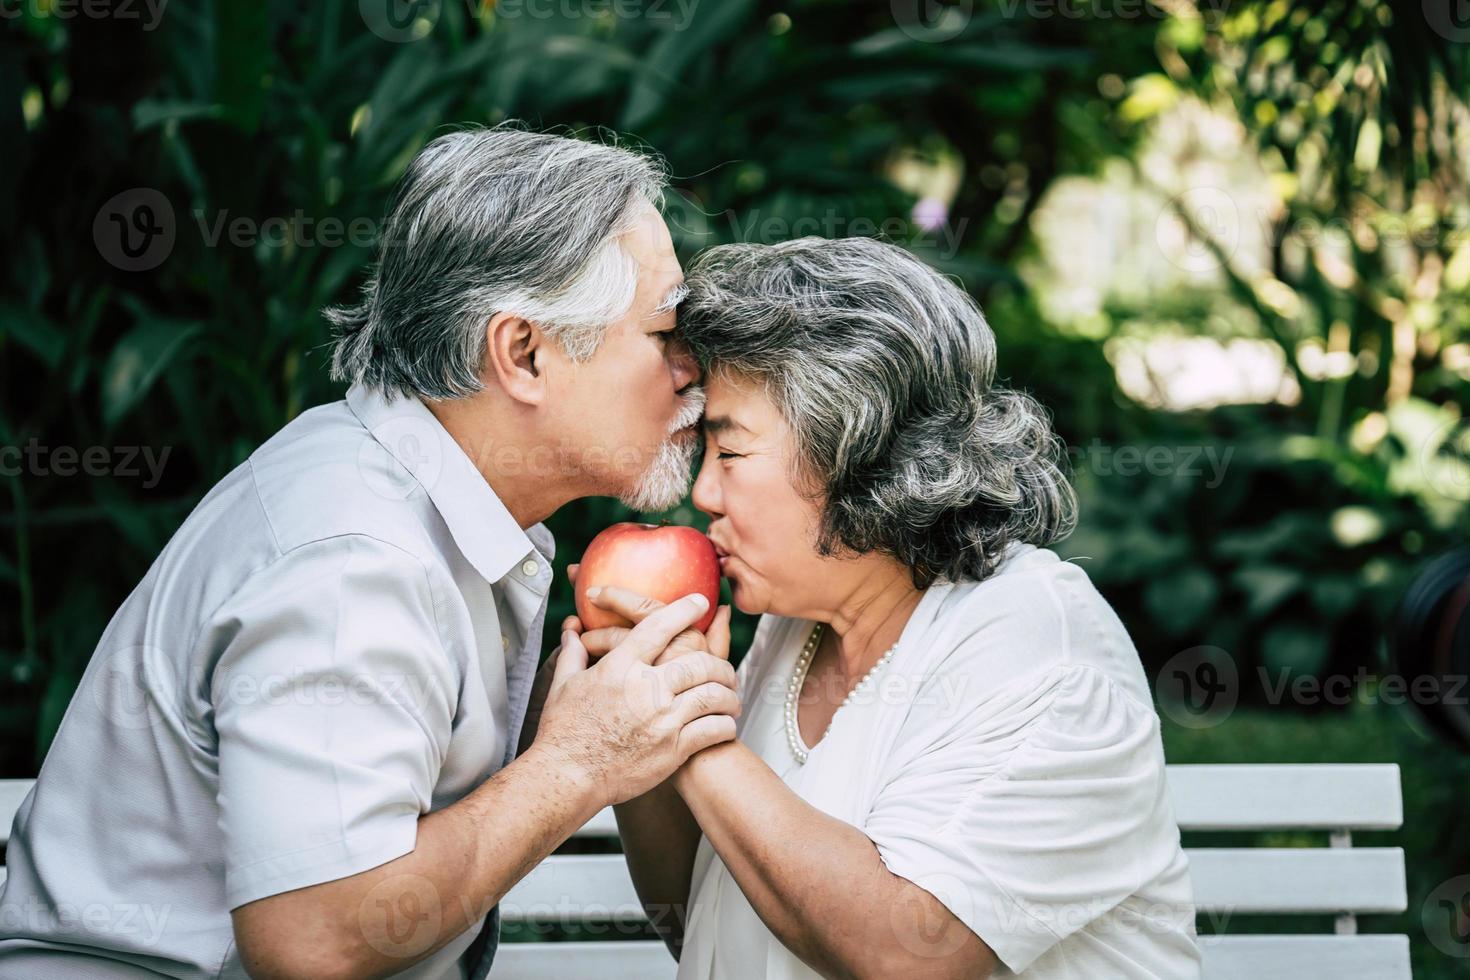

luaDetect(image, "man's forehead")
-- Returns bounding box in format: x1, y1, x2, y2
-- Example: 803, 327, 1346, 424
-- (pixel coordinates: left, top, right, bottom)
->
622, 204, 678, 261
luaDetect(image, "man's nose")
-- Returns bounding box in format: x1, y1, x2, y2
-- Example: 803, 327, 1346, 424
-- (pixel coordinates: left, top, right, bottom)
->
671, 338, 700, 391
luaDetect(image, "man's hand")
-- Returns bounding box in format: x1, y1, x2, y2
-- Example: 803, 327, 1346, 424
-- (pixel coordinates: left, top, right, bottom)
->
570, 563, 732, 665
532, 590, 739, 808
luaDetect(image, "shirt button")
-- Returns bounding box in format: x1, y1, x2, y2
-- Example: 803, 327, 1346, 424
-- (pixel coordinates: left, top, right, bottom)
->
520, 559, 539, 577
500, 633, 510, 648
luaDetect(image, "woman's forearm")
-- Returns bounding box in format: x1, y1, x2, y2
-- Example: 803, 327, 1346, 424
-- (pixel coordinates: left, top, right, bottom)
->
672, 742, 880, 975
673, 742, 992, 980
614, 777, 703, 956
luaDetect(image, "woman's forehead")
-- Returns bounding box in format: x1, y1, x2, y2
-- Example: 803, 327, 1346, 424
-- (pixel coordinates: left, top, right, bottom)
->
704, 372, 781, 435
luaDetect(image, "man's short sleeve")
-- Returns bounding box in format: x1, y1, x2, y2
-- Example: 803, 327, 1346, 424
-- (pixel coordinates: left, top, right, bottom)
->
864, 662, 1174, 973
210, 534, 459, 910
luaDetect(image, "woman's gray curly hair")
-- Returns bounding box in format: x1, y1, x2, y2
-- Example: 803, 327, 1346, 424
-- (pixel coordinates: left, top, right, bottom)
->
679, 236, 1077, 588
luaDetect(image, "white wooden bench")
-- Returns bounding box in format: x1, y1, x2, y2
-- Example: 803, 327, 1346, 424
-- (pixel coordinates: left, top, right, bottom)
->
0, 764, 1411, 978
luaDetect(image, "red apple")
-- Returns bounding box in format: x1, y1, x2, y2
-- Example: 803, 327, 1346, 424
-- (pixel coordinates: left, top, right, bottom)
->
575, 522, 721, 633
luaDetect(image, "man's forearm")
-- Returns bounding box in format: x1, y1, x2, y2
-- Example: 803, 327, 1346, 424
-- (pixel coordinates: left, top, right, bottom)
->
613, 778, 703, 955
234, 743, 603, 980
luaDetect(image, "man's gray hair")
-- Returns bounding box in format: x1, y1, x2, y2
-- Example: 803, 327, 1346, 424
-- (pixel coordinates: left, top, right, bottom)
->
327, 126, 667, 399
679, 236, 1077, 588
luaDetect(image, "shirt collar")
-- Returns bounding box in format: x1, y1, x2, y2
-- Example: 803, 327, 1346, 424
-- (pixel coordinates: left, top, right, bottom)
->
345, 383, 554, 587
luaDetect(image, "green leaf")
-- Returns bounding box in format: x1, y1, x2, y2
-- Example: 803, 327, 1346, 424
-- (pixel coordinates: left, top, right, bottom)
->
1118, 73, 1180, 123
1144, 567, 1220, 637
0, 301, 64, 369
1309, 576, 1359, 620
132, 100, 225, 132
621, 0, 757, 129
1233, 566, 1304, 620
215, 0, 270, 133
101, 314, 203, 429
1260, 623, 1329, 679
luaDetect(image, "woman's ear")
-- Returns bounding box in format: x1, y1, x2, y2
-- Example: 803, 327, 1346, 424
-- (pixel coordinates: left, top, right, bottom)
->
484, 312, 547, 406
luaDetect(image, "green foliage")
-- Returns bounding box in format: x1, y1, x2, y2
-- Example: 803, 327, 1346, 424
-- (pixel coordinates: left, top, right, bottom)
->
1, 3, 1469, 972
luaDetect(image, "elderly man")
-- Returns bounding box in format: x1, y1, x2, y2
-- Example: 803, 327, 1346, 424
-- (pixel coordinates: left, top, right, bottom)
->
0, 128, 739, 979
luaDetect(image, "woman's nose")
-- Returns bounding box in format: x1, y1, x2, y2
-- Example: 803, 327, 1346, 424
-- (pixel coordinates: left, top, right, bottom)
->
691, 452, 720, 517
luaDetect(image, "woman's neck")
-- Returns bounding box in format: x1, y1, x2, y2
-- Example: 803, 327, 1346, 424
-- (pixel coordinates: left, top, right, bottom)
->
820, 561, 925, 680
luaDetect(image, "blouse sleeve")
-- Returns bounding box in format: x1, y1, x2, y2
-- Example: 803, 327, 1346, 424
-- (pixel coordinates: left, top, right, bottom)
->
863, 661, 1174, 973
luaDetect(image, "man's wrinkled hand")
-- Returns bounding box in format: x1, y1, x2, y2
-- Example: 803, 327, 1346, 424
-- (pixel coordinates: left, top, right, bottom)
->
579, 584, 731, 666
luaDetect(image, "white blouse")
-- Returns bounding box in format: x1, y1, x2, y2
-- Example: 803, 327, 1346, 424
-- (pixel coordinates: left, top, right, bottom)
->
678, 544, 1202, 979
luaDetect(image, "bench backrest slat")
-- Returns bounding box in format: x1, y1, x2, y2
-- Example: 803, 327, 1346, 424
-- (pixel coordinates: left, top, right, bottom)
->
498, 847, 1408, 921
1186, 847, 1407, 915
1164, 764, 1403, 831
490, 935, 1413, 980
564, 764, 1406, 842
0, 764, 1406, 848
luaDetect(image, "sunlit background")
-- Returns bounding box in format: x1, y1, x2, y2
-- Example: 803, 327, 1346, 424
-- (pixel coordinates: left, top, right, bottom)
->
2, 0, 1469, 973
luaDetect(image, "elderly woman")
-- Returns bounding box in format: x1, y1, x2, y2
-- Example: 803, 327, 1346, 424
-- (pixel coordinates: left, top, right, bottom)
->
575, 236, 1200, 979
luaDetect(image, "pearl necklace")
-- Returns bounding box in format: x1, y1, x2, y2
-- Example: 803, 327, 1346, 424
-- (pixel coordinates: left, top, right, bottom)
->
784, 623, 898, 765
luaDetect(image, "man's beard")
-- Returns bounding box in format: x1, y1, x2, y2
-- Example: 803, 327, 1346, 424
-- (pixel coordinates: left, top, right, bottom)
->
621, 386, 706, 512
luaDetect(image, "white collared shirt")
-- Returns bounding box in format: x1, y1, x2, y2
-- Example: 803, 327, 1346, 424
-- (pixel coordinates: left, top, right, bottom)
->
0, 384, 553, 979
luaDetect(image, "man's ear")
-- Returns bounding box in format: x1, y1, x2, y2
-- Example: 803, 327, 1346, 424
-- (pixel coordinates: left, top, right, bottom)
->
484, 312, 548, 406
